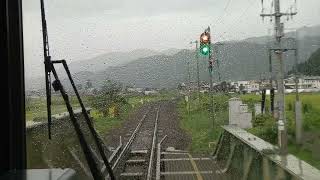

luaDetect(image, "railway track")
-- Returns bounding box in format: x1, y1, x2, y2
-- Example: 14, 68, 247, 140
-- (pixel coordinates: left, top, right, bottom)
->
111, 104, 162, 180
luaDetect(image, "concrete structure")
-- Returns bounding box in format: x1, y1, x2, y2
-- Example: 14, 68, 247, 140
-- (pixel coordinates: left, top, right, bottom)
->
127, 87, 144, 93
228, 98, 252, 129
26, 109, 99, 179
214, 125, 320, 180
254, 103, 262, 115
144, 90, 158, 95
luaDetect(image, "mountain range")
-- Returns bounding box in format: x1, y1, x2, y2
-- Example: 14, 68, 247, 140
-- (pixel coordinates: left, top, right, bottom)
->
26, 25, 320, 91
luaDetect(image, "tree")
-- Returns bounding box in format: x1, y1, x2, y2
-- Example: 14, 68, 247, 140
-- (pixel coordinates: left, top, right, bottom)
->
85, 80, 93, 89
239, 84, 245, 94
220, 81, 228, 92
76, 84, 83, 90
90, 80, 127, 117
289, 48, 320, 76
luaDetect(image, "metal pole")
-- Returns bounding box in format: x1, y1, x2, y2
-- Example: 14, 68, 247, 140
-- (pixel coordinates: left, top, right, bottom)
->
190, 40, 201, 105
196, 41, 201, 105
261, 4, 297, 152
269, 49, 273, 88
40, 0, 113, 178
216, 43, 222, 82
51, 65, 105, 180
187, 61, 191, 114
274, 0, 288, 154
188, 62, 191, 90
209, 63, 214, 129
269, 47, 275, 115
294, 31, 303, 145
294, 32, 300, 101
40, 0, 52, 139
207, 27, 215, 130
59, 60, 115, 179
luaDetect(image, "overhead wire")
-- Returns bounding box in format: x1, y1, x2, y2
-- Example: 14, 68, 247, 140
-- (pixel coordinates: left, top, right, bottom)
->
214, 0, 258, 42
213, 0, 233, 28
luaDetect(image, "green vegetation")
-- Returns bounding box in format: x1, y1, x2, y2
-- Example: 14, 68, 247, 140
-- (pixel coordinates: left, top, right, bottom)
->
25, 95, 82, 122
241, 93, 320, 169
178, 92, 320, 169
289, 48, 320, 76
89, 80, 127, 117
26, 90, 177, 137
178, 93, 230, 153
91, 90, 177, 136
90, 104, 131, 135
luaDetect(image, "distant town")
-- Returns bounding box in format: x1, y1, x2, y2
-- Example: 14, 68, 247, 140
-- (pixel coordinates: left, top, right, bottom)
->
178, 75, 320, 94
25, 75, 320, 98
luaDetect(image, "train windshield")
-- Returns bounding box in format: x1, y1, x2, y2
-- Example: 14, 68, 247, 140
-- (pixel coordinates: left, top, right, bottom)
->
24, 0, 320, 179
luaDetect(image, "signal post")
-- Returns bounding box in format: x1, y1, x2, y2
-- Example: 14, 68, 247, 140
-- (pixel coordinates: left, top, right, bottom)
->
200, 27, 215, 130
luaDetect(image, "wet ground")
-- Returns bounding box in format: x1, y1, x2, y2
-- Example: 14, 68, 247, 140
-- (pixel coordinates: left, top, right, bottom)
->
104, 100, 191, 151
103, 100, 224, 180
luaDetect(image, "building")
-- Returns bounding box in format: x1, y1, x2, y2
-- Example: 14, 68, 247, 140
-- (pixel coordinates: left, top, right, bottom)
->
285, 76, 320, 90
144, 90, 158, 95
304, 76, 320, 89
246, 80, 260, 93
127, 87, 144, 93
233, 80, 260, 93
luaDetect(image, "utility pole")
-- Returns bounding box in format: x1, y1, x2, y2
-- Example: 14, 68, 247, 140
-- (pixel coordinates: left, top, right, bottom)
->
187, 61, 191, 115
261, 0, 297, 155
215, 42, 224, 82
267, 28, 275, 114
293, 30, 303, 145
207, 27, 215, 130
187, 61, 191, 89
190, 40, 201, 105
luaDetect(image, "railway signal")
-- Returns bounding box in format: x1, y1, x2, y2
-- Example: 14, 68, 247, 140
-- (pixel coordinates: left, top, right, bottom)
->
200, 32, 211, 56
199, 26, 215, 130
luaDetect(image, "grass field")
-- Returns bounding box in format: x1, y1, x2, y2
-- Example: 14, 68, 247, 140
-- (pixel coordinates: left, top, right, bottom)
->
92, 91, 177, 135
178, 93, 230, 153
240, 92, 320, 169
178, 92, 320, 169
26, 91, 178, 137
25, 95, 82, 122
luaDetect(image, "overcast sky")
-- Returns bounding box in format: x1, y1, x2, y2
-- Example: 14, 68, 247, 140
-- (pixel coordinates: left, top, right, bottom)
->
23, 0, 320, 79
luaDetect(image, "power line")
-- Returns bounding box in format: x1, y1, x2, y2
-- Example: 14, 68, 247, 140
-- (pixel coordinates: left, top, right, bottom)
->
260, 0, 298, 155
211, 0, 256, 42
213, 0, 233, 27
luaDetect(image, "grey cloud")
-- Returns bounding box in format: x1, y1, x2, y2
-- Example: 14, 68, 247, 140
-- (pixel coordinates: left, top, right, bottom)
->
25, 0, 231, 18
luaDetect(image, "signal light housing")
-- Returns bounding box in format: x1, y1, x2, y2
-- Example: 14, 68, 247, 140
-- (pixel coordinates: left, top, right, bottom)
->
200, 32, 211, 56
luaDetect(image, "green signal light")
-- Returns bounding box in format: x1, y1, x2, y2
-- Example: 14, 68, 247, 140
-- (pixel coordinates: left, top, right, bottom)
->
200, 45, 210, 56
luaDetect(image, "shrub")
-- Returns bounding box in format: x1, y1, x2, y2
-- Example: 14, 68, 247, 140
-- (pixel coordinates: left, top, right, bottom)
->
287, 102, 293, 111
303, 103, 313, 113
249, 114, 278, 144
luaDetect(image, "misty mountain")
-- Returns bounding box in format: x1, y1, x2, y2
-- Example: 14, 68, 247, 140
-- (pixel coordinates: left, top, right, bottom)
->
64, 49, 161, 74
160, 48, 181, 56
26, 25, 320, 91
243, 25, 320, 44
289, 48, 320, 76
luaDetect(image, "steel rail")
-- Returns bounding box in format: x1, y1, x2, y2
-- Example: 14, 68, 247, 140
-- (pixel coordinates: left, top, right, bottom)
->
147, 105, 161, 180
111, 108, 150, 170
156, 135, 167, 180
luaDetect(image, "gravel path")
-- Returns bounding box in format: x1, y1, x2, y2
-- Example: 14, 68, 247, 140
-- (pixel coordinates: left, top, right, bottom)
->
103, 100, 191, 151
157, 100, 191, 150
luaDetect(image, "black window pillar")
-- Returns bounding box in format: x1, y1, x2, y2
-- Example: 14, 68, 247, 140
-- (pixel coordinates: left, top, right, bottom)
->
1, 0, 26, 175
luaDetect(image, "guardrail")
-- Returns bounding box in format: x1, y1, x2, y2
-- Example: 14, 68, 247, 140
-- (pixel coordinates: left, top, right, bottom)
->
26, 108, 91, 130
213, 125, 320, 180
